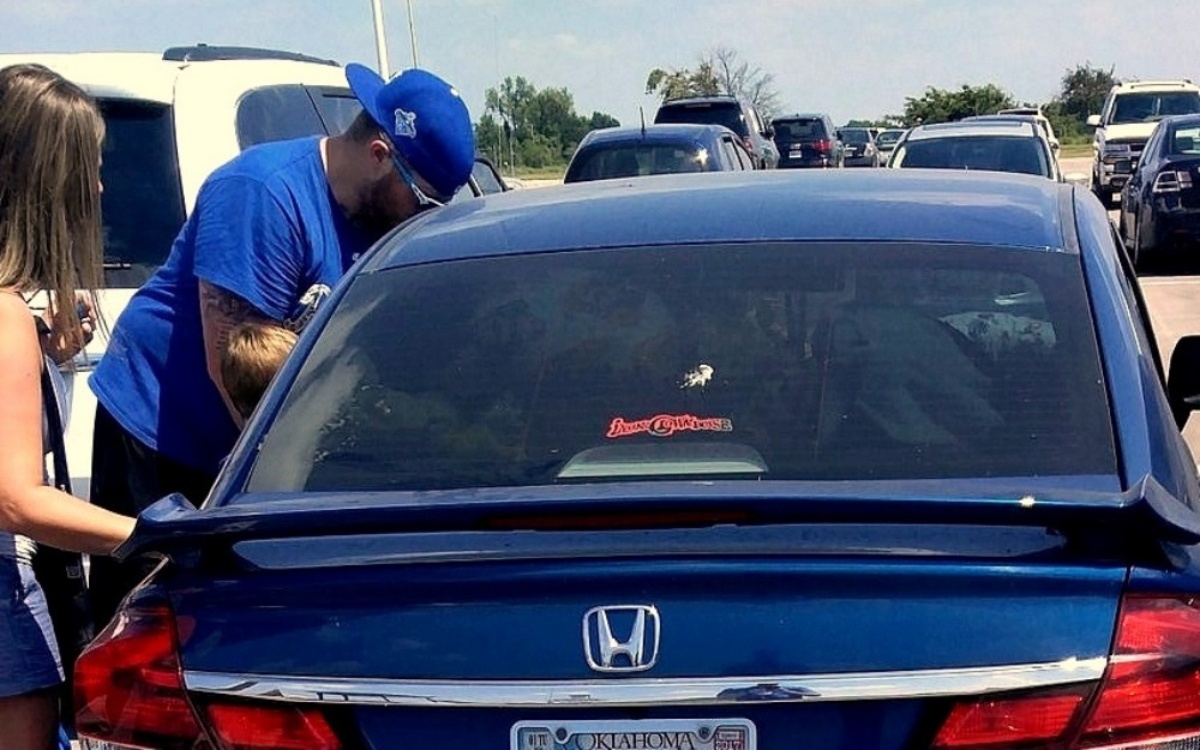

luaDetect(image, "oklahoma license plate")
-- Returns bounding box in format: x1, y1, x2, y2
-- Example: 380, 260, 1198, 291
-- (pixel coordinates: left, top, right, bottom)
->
512, 719, 755, 750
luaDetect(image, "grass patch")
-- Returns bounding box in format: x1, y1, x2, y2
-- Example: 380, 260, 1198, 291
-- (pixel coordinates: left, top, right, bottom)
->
1058, 143, 1092, 159
510, 165, 567, 181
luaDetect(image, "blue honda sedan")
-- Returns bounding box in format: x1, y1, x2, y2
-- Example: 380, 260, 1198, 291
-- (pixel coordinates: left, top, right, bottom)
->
77, 170, 1200, 750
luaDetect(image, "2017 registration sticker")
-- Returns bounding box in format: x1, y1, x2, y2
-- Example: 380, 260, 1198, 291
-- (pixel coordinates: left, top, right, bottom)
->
512, 719, 755, 750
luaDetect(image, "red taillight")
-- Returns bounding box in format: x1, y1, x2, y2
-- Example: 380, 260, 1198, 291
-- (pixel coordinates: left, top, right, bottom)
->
1153, 170, 1194, 193
206, 703, 341, 750
814, 139, 832, 153
933, 689, 1088, 748
1077, 596, 1200, 747
75, 600, 343, 750
931, 594, 1200, 749
74, 603, 203, 749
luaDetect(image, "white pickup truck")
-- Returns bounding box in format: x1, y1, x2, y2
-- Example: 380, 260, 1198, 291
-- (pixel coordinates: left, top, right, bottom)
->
1088, 79, 1200, 207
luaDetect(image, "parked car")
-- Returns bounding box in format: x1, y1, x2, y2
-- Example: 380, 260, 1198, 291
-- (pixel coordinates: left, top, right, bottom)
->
963, 113, 1062, 165
77, 168, 1200, 750
563, 124, 755, 183
1118, 113, 1200, 269
888, 119, 1058, 180
996, 107, 1061, 156
654, 95, 778, 169
874, 128, 906, 159
839, 126, 881, 167
0, 45, 498, 499
772, 113, 843, 168
1088, 79, 1200, 207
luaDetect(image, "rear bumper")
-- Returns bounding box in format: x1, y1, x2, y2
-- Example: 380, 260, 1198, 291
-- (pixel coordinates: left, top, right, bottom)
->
1146, 206, 1200, 249
779, 156, 835, 168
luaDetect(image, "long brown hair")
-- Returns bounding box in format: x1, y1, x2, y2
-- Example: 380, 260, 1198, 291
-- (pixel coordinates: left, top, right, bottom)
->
0, 63, 105, 349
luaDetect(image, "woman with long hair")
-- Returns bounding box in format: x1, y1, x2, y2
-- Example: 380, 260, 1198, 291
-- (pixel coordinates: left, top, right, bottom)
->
0, 63, 135, 750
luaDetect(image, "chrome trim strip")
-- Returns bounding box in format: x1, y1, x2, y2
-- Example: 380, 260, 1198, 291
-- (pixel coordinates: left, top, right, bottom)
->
184, 657, 1106, 707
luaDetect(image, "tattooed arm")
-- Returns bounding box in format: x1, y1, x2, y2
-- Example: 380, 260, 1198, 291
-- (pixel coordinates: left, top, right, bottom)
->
199, 279, 274, 426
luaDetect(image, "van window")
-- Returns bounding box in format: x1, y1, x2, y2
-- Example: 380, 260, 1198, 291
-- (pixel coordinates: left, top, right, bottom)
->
97, 99, 186, 288
235, 85, 327, 150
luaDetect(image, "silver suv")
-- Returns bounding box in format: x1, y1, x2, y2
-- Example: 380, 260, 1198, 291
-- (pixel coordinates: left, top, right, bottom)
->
1088, 79, 1200, 206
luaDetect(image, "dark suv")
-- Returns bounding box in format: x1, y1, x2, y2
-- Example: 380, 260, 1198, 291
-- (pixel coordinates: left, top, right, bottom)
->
654, 95, 778, 169
772, 113, 843, 168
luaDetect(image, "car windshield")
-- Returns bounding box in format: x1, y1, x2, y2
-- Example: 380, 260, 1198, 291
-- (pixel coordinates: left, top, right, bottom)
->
772, 119, 827, 142
1111, 92, 1200, 124
842, 129, 871, 144
655, 103, 746, 136
566, 144, 710, 182
876, 130, 903, 147
96, 98, 187, 288
892, 135, 1050, 177
246, 242, 1116, 495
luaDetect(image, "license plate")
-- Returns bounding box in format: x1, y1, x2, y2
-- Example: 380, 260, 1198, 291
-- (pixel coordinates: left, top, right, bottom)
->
512, 719, 756, 750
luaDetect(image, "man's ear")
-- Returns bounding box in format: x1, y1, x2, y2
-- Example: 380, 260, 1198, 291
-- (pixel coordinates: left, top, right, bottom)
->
367, 137, 393, 176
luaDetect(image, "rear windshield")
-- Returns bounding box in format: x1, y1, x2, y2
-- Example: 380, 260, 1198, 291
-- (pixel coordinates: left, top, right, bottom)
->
655, 102, 746, 136
1172, 125, 1200, 154
1111, 91, 1200, 125
565, 144, 710, 182
246, 242, 1116, 494
842, 129, 871, 143
876, 130, 904, 147
772, 119, 828, 141
892, 135, 1051, 177
97, 99, 186, 288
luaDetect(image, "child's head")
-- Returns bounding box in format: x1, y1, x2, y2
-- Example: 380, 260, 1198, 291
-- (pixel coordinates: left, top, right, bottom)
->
220, 322, 299, 421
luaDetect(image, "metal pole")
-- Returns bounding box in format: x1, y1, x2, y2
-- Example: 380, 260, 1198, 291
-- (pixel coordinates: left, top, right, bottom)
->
406, 0, 420, 68
370, 0, 391, 76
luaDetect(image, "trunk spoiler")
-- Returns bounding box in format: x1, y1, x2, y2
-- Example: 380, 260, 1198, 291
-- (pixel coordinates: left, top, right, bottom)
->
115, 475, 1200, 563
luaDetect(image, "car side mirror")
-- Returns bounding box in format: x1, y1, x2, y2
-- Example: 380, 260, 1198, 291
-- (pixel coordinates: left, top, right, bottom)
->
1167, 335, 1200, 429
1086, 114, 1101, 128
764, 126, 775, 139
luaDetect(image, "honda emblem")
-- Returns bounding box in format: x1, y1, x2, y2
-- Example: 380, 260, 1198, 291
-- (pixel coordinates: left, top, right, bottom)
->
582, 605, 661, 673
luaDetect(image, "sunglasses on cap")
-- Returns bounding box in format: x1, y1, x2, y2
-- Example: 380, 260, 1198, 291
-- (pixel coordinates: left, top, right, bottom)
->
389, 149, 451, 210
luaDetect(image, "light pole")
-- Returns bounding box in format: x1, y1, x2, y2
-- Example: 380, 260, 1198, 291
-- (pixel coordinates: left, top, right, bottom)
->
406, 0, 420, 68
370, 0, 390, 76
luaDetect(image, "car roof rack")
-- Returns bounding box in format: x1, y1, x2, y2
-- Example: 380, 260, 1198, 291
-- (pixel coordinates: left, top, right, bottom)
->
162, 44, 339, 67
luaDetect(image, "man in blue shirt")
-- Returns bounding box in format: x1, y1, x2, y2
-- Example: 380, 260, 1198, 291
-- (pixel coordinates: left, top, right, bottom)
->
87, 64, 475, 625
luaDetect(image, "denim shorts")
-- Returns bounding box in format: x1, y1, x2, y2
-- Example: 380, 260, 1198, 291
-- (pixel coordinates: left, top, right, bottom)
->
0, 554, 63, 698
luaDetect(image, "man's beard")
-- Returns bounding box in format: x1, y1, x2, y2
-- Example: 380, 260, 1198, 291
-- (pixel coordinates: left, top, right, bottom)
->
350, 175, 409, 237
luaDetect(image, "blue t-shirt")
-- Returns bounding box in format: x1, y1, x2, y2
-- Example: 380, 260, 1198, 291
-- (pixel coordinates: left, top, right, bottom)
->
91, 137, 374, 474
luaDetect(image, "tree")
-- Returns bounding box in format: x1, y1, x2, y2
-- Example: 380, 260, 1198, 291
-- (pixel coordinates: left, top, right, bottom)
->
646, 47, 782, 121
899, 84, 1016, 127
482, 77, 620, 169
645, 63, 720, 101
1058, 63, 1116, 122
1044, 63, 1117, 143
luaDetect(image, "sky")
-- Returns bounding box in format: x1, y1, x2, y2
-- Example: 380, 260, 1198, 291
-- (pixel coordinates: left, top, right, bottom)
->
3, 0, 1200, 128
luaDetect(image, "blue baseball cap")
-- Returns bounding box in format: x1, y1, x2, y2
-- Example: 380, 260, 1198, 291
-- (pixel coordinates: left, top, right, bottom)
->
345, 63, 475, 199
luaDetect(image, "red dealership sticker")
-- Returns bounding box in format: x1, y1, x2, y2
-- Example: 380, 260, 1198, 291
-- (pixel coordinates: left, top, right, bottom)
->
606, 413, 734, 439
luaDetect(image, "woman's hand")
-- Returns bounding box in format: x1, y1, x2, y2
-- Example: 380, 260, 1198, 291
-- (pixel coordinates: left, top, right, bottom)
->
38, 293, 96, 365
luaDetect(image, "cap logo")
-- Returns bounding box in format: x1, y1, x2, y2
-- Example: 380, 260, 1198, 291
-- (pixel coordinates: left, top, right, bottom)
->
394, 108, 417, 139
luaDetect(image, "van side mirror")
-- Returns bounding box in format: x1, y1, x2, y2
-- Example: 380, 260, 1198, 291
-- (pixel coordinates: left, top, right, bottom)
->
1168, 335, 1200, 429
1086, 114, 1101, 128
